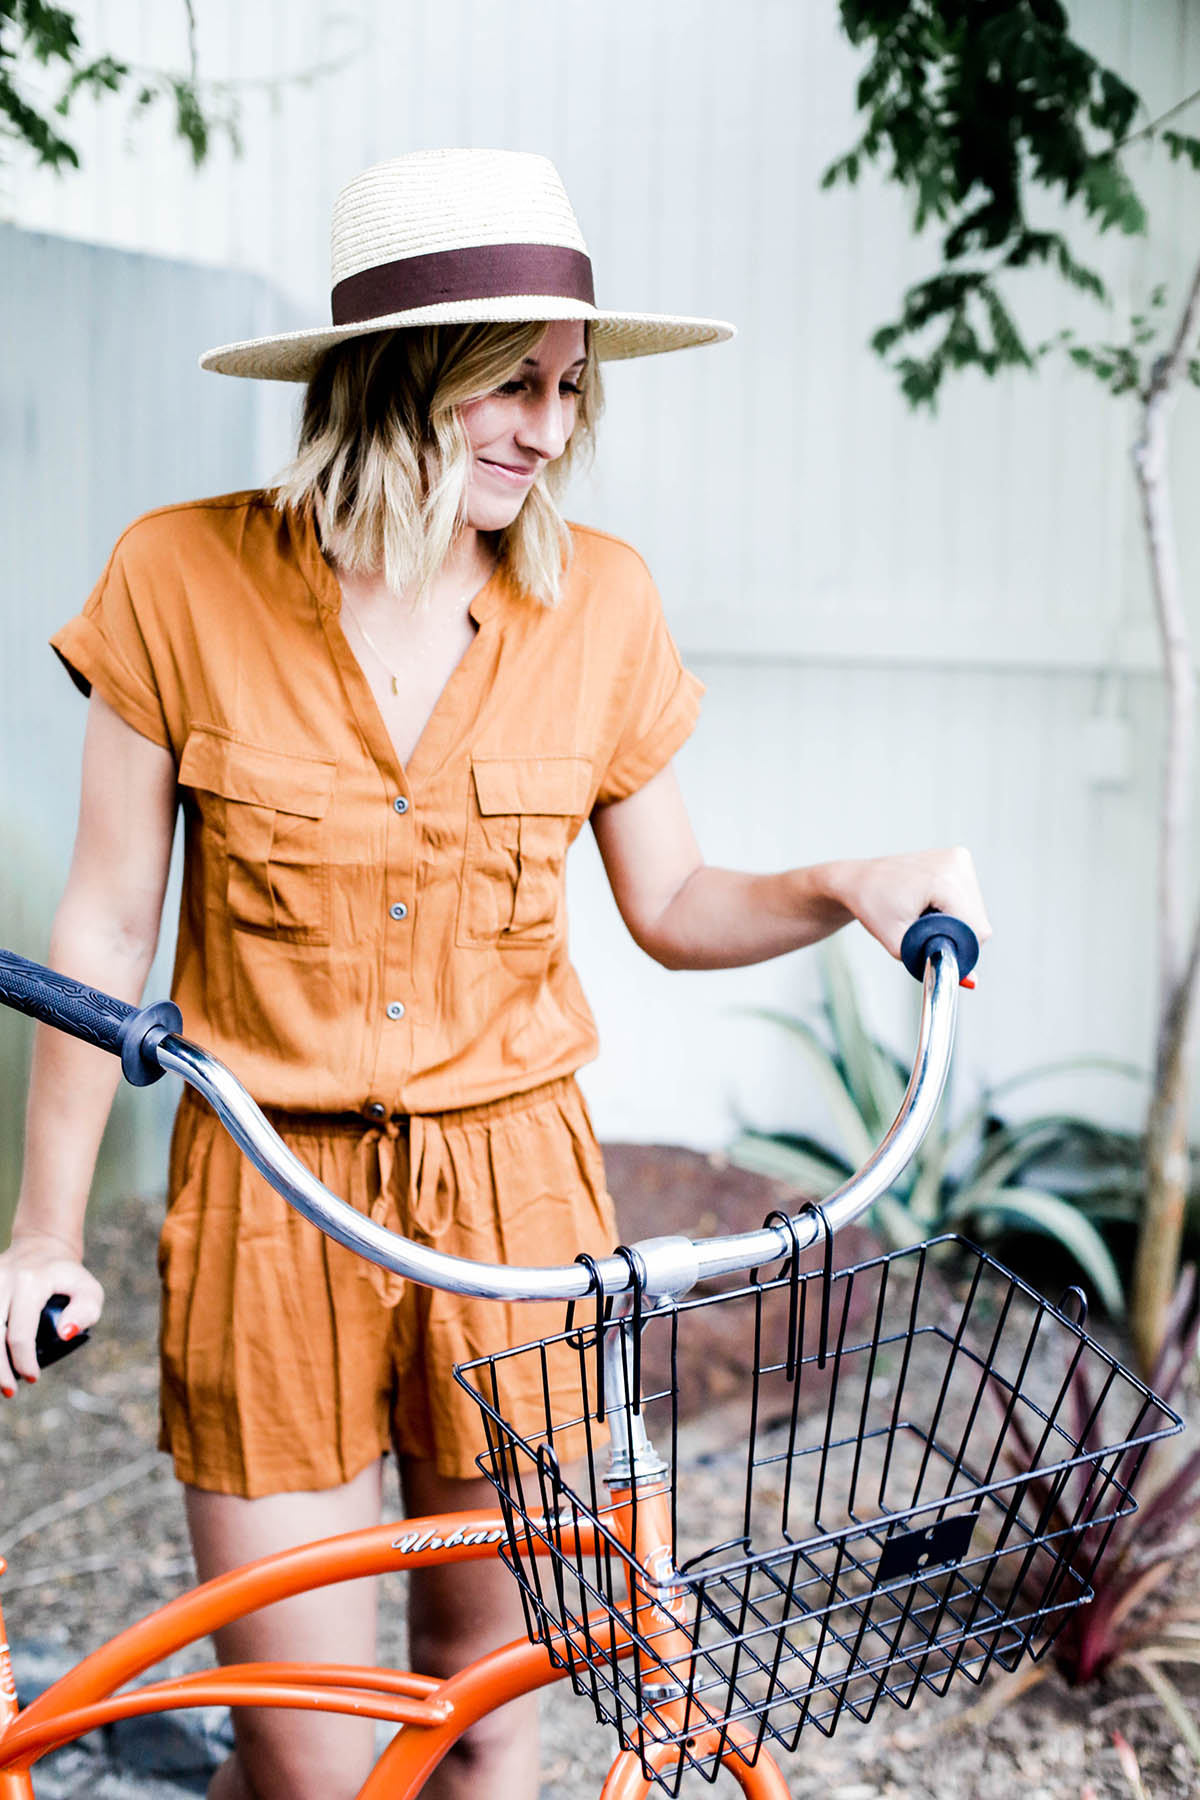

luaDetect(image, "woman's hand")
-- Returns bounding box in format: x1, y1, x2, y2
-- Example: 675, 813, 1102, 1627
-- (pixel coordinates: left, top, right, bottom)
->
823, 847, 992, 963
0, 1231, 104, 1393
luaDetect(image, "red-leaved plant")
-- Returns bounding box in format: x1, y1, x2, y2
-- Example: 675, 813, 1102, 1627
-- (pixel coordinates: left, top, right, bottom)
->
959, 1268, 1200, 1766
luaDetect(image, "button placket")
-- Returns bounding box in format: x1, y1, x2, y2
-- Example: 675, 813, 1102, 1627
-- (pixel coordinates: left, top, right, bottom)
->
372, 783, 414, 1094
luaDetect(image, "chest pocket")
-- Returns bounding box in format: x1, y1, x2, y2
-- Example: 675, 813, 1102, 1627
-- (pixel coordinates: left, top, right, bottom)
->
179, 729, 336, 945
457, 755, 592, 950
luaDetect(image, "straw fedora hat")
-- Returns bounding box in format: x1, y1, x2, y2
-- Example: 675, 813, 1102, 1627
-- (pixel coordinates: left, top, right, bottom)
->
200, 148, 735, 382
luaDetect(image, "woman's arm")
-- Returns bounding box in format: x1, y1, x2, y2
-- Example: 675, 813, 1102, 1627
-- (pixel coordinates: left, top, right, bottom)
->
0, 693, 177, 1390
591, 763, 991, 972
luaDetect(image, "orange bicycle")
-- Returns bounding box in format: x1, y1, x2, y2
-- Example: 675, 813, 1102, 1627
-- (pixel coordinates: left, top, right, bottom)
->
0, 918, 1180, 1797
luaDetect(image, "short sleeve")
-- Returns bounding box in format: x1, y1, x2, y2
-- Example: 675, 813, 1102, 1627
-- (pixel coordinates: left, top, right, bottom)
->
593, 562, 704, 807
50, 535, 172, 750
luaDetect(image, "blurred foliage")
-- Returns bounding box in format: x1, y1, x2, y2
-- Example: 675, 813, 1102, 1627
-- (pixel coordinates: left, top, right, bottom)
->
826, 0, 1200, 407
1041, 281, 1200, 401
0, 1, 360, 174
729, 941, 1155, 1318
0, 0, 239, 169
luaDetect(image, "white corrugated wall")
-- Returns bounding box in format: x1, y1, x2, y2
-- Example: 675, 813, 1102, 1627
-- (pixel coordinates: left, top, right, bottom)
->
3, 0, 1198, 1166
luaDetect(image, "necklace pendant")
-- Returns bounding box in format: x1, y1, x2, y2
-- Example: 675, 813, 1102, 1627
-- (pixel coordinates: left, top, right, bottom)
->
390, 674, 399, 696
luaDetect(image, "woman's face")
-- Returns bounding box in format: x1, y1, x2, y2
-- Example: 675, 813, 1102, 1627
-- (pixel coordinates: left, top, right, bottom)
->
460, 320, 587, 532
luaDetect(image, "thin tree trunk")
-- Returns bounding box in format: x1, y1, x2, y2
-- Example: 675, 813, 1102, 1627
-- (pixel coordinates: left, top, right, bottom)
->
1129, 252, 1200, 1374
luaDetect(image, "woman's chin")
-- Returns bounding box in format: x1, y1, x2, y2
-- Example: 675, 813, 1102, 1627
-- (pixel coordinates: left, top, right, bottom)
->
465, 496, 530, 533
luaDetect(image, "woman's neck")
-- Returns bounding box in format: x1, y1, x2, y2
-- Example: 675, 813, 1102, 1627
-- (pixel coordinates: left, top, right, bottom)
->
337, 529, 497, 615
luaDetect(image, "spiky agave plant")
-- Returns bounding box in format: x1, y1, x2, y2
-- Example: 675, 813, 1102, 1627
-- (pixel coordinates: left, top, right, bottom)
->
730, 941, 1136, 1315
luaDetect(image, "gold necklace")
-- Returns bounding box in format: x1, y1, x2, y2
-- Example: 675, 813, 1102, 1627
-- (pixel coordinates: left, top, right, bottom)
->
343, 561, 496, 695
346, 608, 405, 694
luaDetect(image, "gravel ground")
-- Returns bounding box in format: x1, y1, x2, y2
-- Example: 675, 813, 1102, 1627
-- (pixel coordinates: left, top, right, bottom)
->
1, 1153, 1197, 1799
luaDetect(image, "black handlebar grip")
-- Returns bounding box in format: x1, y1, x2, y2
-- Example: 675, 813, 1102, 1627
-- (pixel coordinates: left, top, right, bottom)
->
899, 913, 980, 982
0, 948, 135, 1050
0, 949, 181, 1086
35, 1295, 91, 1369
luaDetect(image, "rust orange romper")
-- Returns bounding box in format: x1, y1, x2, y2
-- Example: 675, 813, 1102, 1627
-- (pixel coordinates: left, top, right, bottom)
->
50, 494, 703, 1495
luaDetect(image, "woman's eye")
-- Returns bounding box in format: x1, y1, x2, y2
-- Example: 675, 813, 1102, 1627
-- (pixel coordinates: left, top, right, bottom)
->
560, 382, 583, 397
495, 379, 525, 395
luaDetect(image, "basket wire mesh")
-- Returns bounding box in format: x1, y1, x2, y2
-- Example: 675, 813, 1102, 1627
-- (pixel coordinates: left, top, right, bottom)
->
455, 1233, 1181, 1793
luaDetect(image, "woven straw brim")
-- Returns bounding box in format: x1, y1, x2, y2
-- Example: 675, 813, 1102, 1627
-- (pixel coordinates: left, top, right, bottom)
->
199, 300, 734, 381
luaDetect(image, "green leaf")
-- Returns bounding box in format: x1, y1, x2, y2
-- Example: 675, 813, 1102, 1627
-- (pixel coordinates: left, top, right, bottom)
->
932, 1058, 1146, 1180
980, 283, 1034, 369
947, 1184, 1126, 1316
964, 1115, 1089, 1190
1078, 155, 1147, 235
821, 151, 861, 191
742, 1009, 876, 1170
1163, 131, 1200, 174
898, 354, 943, 409
872, 1188, 929, 1251
727, 1131, 848, 1198
821, 945, 893, 1137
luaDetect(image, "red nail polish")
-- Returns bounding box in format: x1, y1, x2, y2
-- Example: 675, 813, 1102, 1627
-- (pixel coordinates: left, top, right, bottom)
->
60, 1324, 79, 1341
1, 1387, 13, 1399
23, 1374, 37, 1385
960, 977, 977, 990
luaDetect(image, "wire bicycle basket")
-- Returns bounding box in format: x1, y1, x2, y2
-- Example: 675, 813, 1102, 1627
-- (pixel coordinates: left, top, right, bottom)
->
456, 1233, 1182, 1793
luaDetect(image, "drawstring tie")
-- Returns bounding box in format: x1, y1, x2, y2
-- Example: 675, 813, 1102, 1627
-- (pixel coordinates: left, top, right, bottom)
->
349, 1113, 454, 1305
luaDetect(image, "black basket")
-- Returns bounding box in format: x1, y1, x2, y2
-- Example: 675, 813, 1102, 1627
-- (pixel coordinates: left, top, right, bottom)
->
455, 1236, 1181, 1792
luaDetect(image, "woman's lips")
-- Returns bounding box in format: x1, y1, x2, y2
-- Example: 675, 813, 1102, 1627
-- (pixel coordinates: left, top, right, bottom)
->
478, 457, 538, 485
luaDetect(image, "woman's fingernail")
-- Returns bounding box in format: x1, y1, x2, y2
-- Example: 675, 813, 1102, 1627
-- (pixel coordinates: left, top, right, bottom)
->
60, 1324, 79, 1341
960, 977, 977, 990
1, 1387, 13, 1399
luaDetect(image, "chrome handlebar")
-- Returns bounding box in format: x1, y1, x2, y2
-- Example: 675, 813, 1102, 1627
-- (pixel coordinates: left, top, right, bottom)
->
148, 942, 962, 1305
0, 922, 972, 1306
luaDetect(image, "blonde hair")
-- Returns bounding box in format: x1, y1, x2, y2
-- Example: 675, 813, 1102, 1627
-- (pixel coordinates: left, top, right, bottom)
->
273, 321, 603, 606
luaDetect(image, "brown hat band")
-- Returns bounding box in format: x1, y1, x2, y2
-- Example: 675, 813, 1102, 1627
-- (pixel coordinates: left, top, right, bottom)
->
331, 242, 596, 326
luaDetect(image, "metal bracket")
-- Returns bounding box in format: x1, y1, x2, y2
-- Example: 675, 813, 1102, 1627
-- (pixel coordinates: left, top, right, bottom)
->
875, 1511, 978, 1583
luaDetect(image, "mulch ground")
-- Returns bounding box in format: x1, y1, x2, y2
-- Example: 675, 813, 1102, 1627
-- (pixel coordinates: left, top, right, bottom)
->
1, 1147, 1196, 1798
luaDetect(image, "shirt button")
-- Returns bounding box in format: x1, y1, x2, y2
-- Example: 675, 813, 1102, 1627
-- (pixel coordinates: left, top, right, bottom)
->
364, 1102, 386, 1120
389, 902, 408, 921
393, 796, 409, 814
386, 1001, 406, 1021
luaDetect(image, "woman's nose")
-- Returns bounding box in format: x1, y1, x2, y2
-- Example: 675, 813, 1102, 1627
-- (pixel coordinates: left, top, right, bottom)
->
515, 390, 569, 461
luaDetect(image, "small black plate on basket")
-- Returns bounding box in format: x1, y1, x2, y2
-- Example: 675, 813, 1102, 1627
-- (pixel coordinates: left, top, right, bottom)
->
876, 1511, 978, 1583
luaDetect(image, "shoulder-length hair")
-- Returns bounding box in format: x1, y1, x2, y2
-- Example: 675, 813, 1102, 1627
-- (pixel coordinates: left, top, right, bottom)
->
272, 321, 603, 606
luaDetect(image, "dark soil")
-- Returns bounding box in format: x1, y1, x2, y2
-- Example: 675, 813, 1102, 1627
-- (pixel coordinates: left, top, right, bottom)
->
1, 1149, 1196, 1798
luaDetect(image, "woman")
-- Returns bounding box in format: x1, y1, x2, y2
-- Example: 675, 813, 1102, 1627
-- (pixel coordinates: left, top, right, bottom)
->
0, 150, 989, 1800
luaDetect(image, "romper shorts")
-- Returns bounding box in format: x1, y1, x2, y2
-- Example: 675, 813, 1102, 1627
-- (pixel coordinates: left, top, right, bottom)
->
157, 1075, 617, 1496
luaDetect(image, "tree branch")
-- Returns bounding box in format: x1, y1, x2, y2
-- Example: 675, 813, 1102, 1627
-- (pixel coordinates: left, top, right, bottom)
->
1120, 86, 1200, 152
1131, 250, 1200, 1001
1149, 251, 1200, 401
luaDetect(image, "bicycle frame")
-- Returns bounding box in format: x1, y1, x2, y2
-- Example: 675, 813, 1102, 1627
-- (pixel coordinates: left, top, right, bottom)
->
0, 921, 979, 1795
0, 1499, 791, 1797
